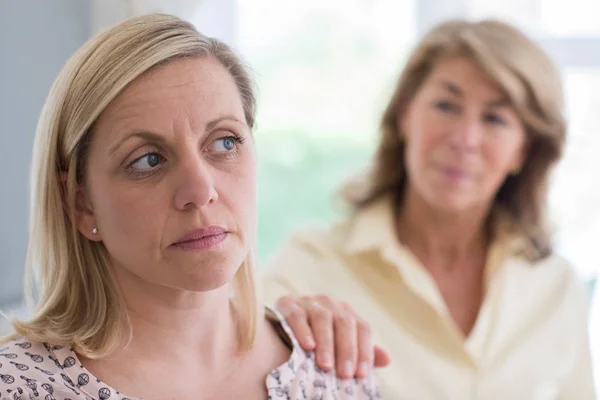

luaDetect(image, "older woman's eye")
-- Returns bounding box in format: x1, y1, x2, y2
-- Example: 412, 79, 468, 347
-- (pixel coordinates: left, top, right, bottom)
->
434, 100, 459, 113
129, 152, 165, 170
484, 113, 507, 126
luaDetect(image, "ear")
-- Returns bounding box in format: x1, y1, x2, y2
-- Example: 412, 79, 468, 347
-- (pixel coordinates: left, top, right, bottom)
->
59, 172, 102, 242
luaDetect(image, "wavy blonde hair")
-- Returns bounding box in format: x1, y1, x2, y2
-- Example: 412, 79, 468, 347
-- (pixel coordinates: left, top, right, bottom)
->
8, 14, 259, 358
342, 19, 566, 260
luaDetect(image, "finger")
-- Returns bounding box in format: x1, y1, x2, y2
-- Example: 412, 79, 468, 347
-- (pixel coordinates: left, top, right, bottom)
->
298, 294, 336, 310
334, 308, 358, 379
302, 299, 335, 371
373, 345, 391, 368
275, 296, 316, 350
355, 318, 374, 378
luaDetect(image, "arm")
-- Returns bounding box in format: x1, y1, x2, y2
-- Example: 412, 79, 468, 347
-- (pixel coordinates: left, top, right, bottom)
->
559, 276, 596, 399
262, 233, 390, 379
559, 331, 596, 399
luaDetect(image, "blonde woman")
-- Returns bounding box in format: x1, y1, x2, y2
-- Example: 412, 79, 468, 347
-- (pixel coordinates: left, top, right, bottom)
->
264, 20, 596, 399
0, 14, 380, 399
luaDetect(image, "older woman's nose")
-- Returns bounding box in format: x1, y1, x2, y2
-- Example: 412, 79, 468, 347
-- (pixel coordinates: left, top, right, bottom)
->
447, 115, 482, 151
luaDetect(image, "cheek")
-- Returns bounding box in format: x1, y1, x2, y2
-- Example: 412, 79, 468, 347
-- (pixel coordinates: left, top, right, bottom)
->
217, 159, 258, 239
482, 137, 525, 179
405, 119, 443, 170
91, 176, 167, 249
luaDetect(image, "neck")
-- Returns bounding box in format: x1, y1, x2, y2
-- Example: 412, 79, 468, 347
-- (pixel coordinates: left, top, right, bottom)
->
396, 187, 490, 272
112, 267, 244, 369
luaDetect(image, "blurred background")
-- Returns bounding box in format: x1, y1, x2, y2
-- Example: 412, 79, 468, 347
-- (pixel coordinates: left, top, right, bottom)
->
1, 0, 599, 385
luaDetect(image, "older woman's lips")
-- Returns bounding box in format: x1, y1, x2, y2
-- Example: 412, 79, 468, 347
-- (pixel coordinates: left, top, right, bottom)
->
438, 166, 470, 182
171, 226, 228, 251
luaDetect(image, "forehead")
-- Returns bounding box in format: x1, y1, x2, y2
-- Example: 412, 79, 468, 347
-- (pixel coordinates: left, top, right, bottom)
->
94, 56, 245, 138
425, 57, 503, 97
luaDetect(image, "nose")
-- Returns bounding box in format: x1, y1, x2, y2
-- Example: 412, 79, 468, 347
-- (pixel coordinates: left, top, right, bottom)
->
173, 156, 218, 210
448, 113, 481, 151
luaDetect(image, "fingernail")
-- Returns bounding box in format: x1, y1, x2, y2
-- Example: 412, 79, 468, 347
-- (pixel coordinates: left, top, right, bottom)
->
342, 361, 354, 377
304, 336, 315, 348
357, 362, 369, 377
320, 352, 333, 368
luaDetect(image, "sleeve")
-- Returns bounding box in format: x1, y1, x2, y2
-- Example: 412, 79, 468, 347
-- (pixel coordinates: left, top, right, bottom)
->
356, 375, 383, 400
558, 273, 597, 399
332, 373, 381, 400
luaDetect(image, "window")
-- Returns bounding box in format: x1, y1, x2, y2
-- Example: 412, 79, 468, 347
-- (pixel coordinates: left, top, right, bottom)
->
237, 0, 417, 260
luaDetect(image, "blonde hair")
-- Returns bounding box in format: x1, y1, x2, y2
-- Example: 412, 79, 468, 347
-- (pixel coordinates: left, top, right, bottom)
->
342, 19, 566, 260
9, 14, 259, 358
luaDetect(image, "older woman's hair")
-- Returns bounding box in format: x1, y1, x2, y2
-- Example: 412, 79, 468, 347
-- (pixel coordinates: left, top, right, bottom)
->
10, 14, 259, 358
342, 19, 566, 261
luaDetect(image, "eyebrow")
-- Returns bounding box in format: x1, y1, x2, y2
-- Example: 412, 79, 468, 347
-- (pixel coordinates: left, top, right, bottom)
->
437, 80, 509, 107
108, 131, 165, 156
206, 115, 244, 131
108, 115, 245, 156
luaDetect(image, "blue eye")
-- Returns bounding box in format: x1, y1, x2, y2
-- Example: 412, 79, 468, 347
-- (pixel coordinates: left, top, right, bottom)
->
212, 136, 238, 152
130, 152, 163, 170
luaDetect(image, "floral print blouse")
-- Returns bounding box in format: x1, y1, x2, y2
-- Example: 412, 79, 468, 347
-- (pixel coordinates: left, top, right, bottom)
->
0, 309, 381, 399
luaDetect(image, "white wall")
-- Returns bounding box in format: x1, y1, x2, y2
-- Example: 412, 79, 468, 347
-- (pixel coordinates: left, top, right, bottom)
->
91, 0, 203, 35
90, 0, 237, 45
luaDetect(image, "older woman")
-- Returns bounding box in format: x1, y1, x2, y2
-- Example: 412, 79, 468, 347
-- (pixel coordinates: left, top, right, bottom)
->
264, 20, 596, 399
0, 14, 380, 399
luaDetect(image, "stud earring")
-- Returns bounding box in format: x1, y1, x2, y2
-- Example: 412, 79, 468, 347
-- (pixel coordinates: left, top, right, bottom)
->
92, 227, 98, 234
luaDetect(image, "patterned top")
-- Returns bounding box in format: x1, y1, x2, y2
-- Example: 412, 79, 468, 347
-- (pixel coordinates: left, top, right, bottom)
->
0, 309, 381, 400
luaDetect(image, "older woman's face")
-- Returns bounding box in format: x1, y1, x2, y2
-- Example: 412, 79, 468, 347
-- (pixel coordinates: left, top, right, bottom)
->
400, 57, 526, 213
77, 57, 256, 292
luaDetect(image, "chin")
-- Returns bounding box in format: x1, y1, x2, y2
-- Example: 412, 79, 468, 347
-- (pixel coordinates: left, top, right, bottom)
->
170, 265, 237, 292
428, 192, 479, 214
180, 275, 234, 292
174, 251, 246, 292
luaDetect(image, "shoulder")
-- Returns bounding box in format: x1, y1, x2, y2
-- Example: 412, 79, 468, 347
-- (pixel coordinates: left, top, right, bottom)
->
508, 251, 591, 319
277, 220, 353, 259
0, 336, 86, 399
527, 252, 587, 292
261, 221, 357, 299
266, 308, 381, 399
264, 219, 357, 277
540, 252, 590, 303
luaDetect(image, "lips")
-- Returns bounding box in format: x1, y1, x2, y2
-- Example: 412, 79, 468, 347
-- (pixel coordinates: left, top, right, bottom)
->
437, 165, 470, 181
171, 226, 228, 251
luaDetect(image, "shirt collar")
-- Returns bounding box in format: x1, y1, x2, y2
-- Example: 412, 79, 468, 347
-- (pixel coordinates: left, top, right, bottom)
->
344, 194, 529, 259
345, 195, 399, 254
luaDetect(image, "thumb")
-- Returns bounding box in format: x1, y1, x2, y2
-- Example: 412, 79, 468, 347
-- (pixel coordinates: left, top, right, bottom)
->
373, 345, 391, 368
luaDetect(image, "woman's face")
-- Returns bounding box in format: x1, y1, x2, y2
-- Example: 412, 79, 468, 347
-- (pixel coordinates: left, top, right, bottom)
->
400, 57, 527, 214
75, 57, 257, 293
